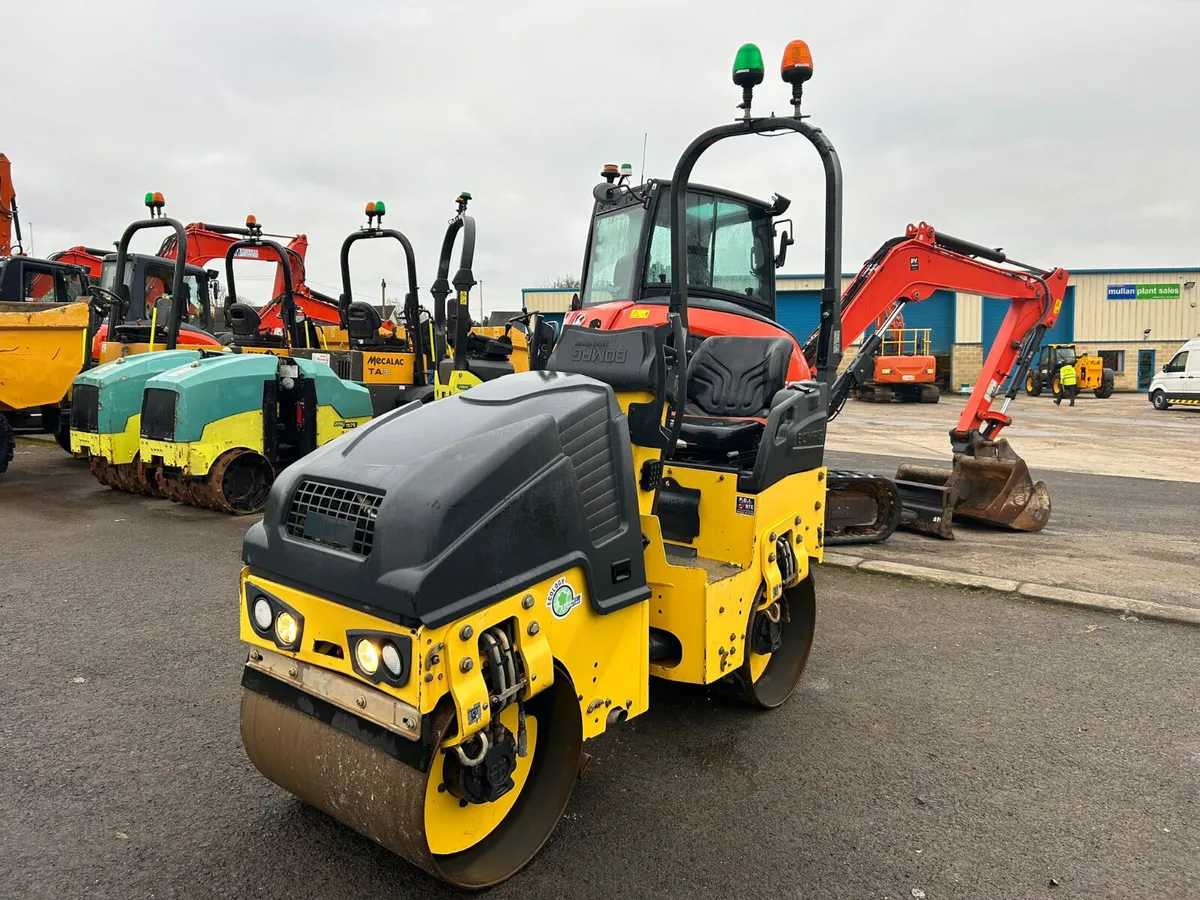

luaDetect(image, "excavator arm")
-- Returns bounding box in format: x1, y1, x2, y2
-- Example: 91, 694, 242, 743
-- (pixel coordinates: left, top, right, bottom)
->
1, 153, 21, 257
819, 222, 1069, 446
807, 222, 1069, 536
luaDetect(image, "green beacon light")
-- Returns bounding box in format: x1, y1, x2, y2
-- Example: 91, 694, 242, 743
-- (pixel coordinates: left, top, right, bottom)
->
619, 163, 634, 181
374, 200, 386, 216
144, 192, 155, 207
732, 43, 765, 120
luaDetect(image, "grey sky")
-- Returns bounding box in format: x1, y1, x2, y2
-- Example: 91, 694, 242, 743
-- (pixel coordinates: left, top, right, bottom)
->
6, 0, 1198, 311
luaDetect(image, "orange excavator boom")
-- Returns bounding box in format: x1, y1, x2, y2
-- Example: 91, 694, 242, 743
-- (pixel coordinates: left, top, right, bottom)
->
805, 221, 1069, 534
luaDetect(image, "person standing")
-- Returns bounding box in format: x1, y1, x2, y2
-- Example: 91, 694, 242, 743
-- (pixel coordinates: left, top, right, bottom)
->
1055, 361, 1078, 406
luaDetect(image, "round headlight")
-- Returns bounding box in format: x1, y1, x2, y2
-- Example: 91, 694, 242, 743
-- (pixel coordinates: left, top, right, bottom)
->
355, 639, 380, 675
275, 611, 299, 646
253, 597, 273, 631
381, 642, 402, 677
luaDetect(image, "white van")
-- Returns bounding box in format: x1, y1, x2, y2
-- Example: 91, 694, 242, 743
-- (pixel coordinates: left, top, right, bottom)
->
1149, 338, 1200, 409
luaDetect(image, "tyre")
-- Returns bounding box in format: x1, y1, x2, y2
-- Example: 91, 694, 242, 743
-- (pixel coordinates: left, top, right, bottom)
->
1051, 375, 1062, 395
0, 414, 14, 474
1095, 368, 1115, 399
1026, 371, 1043, 397
1151, 389, 1170, 410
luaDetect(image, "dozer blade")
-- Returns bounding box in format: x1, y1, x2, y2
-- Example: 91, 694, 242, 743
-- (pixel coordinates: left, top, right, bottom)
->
824, 471, 903, 545
896, 438, 1051, 533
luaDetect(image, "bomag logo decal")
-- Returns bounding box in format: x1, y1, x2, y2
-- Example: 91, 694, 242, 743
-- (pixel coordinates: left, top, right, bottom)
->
546, 576, 582, 619
333, 420, 360, 429
571, 340, 627, 364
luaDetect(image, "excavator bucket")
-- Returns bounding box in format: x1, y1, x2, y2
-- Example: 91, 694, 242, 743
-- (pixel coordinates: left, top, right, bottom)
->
895, 438, 1051, 533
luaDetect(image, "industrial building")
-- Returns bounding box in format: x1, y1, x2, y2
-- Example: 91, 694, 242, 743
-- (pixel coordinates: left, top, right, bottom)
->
523, 267, 1200, 393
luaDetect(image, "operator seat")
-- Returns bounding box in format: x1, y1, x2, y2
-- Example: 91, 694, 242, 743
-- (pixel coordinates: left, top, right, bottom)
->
347, 300, 384, 347
225, 302, 286, 347
678, 335, 794, 454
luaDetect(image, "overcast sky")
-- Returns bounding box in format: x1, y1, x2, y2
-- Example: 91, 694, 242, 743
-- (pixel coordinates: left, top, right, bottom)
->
5, 0, 1198, 311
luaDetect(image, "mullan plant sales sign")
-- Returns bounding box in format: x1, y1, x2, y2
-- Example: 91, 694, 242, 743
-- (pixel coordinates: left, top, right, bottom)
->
1106, 283, 1182, 300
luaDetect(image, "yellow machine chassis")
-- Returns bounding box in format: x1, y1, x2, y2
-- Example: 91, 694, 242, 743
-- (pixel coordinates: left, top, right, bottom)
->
238, 378, 827, 888
143, 407, 369, 478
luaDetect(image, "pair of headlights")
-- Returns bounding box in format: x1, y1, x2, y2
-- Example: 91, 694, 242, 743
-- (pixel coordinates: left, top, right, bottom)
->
251, 594, 302, 651
247, 587, 410, 687
348, 630, 410, 686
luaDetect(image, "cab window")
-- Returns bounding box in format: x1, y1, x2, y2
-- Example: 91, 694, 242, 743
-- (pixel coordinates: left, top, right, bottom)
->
1164, 351, 1189, 373
581, 205, 646, 306
645, 192, 769, 302
21, 265, 60, 302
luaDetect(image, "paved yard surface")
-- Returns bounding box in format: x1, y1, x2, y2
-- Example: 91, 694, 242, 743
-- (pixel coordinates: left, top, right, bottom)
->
1, 444, 1197, 899
830, 391, 1200, 482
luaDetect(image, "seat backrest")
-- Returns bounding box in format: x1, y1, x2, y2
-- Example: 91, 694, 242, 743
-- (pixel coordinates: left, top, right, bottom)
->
687, 335, 793, 418
347, 301, 382, 344
226, 303, 262, 337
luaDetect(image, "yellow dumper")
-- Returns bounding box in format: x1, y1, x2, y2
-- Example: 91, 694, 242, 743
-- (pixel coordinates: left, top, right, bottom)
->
0, 299, 91, 474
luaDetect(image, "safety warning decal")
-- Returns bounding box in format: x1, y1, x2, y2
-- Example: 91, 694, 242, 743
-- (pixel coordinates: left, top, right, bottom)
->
736, 495, 756, 516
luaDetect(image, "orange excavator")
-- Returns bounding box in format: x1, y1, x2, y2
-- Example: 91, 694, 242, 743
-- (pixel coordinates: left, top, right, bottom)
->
853, 305, 939, 404
811, 221, 1068, 536
47, 247, 108, 281
155, 221, 341, 333
88, 209, 341, 360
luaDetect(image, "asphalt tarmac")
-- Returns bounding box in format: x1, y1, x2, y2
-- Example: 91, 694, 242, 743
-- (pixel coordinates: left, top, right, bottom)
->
1, 444, 1196, 899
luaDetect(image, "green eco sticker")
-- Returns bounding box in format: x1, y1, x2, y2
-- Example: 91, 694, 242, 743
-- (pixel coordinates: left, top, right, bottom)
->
546, 577, 582, 619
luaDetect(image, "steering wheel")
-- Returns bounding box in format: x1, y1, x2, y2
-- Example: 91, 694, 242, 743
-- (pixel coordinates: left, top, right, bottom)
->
87, 285, 121, 317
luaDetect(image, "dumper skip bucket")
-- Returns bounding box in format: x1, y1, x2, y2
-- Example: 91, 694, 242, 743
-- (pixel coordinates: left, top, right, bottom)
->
895, 438, 1051, 533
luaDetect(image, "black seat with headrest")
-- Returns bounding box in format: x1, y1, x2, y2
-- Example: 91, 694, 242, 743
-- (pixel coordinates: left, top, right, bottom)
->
226, 302, 262, 337
347, 301, 383, 345
679, 335, 794, 453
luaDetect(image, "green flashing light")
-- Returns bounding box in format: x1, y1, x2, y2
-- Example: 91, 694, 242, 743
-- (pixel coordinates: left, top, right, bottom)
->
459, 192, 472, 200
374, 200, 386, 215
732, 43, 765, 87
144, 192, 154, 206
619, 163, 633, 177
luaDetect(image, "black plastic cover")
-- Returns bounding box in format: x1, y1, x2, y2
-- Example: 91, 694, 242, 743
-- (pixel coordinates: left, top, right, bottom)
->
243, 371, 649, 628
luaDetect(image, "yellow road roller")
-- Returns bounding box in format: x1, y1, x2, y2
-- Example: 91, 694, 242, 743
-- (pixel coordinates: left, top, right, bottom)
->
238, 41, 841, 888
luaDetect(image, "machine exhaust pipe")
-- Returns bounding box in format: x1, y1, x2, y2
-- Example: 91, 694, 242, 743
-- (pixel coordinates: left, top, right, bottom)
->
895, 438, 1051, 533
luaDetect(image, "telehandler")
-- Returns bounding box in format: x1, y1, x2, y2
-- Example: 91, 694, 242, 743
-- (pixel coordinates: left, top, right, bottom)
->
238, 40, 834, 888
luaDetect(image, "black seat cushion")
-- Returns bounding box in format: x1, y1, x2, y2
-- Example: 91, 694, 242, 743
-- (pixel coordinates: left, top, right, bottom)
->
679, 335, 794, 453
678, 414, 765, 452
464, 331, 513, 360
